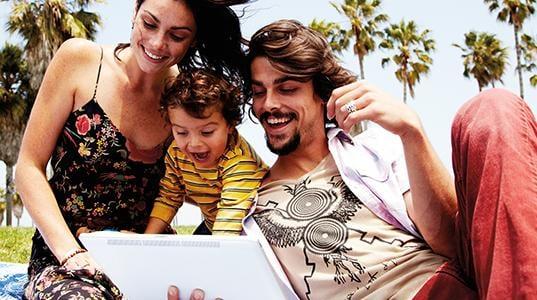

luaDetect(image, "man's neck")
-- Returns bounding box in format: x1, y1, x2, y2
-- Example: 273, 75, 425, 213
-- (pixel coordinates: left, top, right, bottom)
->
265, 140, 330, 184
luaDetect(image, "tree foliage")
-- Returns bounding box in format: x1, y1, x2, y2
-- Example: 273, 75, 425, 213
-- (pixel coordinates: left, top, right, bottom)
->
453, 31, 509, 91
484, 0, 536, 98
380, 20, 435, 102
6, 0, 104, 90
309, 18, 350, 55
329, 0, 388, 79
520, 33, 537, 87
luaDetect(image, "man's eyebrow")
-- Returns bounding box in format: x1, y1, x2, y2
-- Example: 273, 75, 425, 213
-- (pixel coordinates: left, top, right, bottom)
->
274, 76, 304, 84
251, 76, 305, 86
143, 10, 193, 32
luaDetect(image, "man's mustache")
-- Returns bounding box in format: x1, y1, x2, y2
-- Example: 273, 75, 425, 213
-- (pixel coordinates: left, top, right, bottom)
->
258, 111, 297, 123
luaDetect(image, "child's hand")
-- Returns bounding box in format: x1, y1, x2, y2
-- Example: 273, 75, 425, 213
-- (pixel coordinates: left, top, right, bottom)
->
76, 226, 93, 237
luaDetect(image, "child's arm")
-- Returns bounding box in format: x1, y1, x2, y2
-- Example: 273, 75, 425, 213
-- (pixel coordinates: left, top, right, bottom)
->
145, 217, 172, 234
145, 145, 186, 234
212, 155, 268, 236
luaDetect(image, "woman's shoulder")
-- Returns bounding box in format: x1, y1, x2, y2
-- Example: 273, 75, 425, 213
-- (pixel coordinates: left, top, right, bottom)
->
54, 38, 102, 67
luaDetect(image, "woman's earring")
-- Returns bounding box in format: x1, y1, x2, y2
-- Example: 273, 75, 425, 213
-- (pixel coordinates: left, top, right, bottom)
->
131, 22, 134, 30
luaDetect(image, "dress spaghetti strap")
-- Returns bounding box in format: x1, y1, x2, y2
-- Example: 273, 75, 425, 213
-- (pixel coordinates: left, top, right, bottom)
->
91, 46, 104, 102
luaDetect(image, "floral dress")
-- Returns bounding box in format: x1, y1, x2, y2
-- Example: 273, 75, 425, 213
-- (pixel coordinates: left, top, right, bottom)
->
25, 49, 169, 300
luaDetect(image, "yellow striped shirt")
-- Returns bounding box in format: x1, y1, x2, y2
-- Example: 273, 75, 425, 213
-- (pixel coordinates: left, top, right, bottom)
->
150, 132, 268, 235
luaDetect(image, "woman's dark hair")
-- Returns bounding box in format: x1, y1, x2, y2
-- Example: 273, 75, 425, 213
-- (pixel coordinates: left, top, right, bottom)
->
161, 68, 243, 127
115, 0, 249, 97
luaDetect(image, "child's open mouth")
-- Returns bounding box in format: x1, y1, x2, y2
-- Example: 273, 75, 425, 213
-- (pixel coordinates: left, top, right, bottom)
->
192, 152, 210, 162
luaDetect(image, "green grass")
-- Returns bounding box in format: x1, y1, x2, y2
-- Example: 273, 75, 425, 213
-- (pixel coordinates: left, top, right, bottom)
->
0, 226, 197, 264
174, 225, 196, 235
0, 227, 34, 264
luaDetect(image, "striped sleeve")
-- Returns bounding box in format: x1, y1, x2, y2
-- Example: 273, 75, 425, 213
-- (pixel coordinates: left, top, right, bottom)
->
212, 138, 268, 235
150, 143, 186, 224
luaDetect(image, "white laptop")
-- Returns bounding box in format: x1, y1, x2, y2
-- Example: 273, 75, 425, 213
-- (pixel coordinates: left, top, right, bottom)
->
79, 232, 294, 300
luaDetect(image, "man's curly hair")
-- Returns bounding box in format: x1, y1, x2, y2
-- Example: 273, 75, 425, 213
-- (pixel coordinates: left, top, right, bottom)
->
161, 68, 243, 126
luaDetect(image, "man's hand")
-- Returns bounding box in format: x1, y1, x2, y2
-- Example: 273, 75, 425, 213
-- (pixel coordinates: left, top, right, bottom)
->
326, 80, 422, 139
168, 285, 223, 300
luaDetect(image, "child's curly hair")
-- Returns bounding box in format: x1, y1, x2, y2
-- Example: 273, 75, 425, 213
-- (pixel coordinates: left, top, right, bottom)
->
161, 68, 244, 126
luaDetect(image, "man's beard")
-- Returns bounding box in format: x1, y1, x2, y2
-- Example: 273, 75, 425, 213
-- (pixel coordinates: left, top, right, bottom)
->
266, 132, 301, 156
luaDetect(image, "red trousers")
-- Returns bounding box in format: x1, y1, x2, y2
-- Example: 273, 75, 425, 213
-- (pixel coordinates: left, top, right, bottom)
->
415, 89, 537, 299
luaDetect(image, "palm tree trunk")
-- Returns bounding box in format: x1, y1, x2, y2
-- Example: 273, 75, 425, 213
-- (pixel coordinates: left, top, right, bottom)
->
359, 55, 365, 80
402, 78, 408, 103
5, 165, 13, 227
514, 25, 524, 99
352, 25, 365, 80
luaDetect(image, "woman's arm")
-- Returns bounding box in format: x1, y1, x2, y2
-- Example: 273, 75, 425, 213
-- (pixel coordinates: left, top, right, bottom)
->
15, 38, 100, 263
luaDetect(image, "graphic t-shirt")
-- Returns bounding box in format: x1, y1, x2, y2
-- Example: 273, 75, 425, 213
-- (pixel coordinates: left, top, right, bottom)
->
254, 155, 445, 300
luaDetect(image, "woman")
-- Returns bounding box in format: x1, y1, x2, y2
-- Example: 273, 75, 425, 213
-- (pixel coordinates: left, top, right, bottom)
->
15, 0, 250, 298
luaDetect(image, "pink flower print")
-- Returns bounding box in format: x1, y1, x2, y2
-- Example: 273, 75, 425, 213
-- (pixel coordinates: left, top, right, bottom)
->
92, 114, 101, 125
75, 114, 91, 136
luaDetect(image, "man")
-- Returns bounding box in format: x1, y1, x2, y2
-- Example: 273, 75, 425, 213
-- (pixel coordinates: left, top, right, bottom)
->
169, 19, 536, 299
244, 19, 536, 299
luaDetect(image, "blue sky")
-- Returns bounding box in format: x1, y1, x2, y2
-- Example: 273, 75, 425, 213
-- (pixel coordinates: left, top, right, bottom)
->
1, 0, 537, 225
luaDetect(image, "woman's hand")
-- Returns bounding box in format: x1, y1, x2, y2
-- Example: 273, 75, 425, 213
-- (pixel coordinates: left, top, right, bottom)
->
61, 249, 101, 275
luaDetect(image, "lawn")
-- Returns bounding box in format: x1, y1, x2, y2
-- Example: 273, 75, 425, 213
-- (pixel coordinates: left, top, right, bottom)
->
0, 227, 34, 263
0, 226, 196, 264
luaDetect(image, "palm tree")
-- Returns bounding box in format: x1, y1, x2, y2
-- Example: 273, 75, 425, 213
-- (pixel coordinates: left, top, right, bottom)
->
0, 43, 33, 226
309, 18, 350, 56
331, 0, 388, 79
3, 0, 102, 226
0, 187, 6, 225
12, 191, 23, 226
520, 33, 537, 87
6, 0, 103, 90
379, 20, 435, 103
453, 31, 509, 92
484, 0, 536, 99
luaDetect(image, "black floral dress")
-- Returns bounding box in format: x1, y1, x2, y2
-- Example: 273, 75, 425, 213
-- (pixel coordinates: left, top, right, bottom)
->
25, 50, 169, 300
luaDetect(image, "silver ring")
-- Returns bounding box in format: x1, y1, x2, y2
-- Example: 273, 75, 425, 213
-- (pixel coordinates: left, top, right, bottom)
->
344, 102, 357, 113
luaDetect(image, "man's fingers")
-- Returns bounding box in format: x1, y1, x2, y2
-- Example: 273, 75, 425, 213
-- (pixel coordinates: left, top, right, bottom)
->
168, 285, 180, 300
330, 80, 363, 103
166, 286, 208, 300
327, 81, 367, 120
190, 288, 205, 300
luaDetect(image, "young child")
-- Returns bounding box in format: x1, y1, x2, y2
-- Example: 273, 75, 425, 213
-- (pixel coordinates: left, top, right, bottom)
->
145, 69, 268, 236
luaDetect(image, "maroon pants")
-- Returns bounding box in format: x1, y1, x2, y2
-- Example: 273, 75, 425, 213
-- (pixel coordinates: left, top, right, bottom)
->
415, 89, 537, 299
